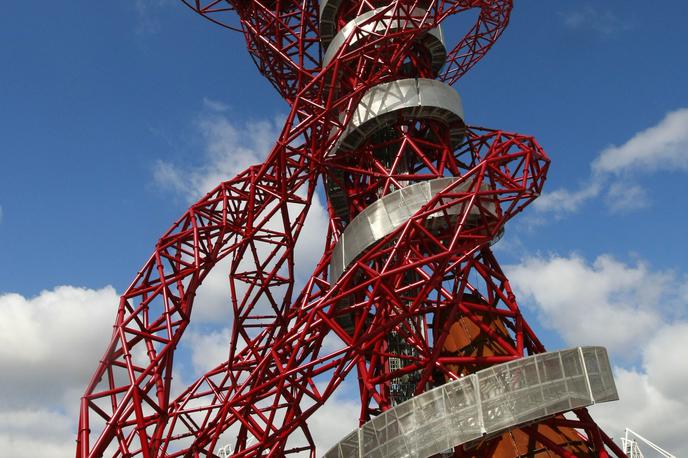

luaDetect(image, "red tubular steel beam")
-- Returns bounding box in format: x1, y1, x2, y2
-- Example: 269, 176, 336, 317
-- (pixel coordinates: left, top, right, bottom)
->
75, 0, 626, 456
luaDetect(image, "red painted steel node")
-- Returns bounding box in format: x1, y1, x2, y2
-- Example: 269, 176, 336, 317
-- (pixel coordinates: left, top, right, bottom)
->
76, 1, 627, 457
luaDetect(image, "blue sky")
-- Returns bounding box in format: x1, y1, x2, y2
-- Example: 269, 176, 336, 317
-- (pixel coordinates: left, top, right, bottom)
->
1, 0, 687, 455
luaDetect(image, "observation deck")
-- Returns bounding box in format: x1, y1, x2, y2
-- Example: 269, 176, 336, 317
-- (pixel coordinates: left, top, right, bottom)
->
330, 177, 499, 282
324, 347, 618, 458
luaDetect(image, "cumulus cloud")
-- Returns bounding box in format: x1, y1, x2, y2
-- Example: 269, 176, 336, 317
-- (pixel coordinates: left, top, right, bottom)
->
0, 285, 118, 456
535, 107, 688, 215
591, 322, 688, 456
184, 326, 233, 375
508, 253, 687, 454
534, 181, 600, 214
0, 409, 76, 458
603, 182, 650, 212
507, 254, 684, 357
593, 108, 688, 174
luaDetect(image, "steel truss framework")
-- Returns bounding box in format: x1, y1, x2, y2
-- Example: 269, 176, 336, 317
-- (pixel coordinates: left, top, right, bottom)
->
77, 0, 626, 456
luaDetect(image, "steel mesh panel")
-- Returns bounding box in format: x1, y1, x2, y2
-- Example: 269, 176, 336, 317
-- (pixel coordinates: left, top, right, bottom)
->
324, 347, 618, 458
322, 7, 446, 71
330, 177, 502, 282
329, 78, 464, 156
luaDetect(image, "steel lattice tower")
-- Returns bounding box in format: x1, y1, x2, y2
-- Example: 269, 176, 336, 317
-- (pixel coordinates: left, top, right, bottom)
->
76, 1, 628, 456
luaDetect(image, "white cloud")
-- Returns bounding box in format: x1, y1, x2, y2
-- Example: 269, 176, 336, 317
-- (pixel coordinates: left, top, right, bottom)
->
154, 108, 284, 199
0, 285, 118, 456
604, 182, 649, 212
310, 395, 360, 457
533, 180, 600, 214
0, 286, 118, 408
591, 322, 688, 456
642, 322, 688, 405
185, 326, 232, 375
202, 97, 230, 113
0, 409, 76, 458
535, 107, 688, 215
560, 6, 629, 36
507, 254, 680, 356
187, 257, 235, 323
594, 108, 688, 175
508, 253, 688, 454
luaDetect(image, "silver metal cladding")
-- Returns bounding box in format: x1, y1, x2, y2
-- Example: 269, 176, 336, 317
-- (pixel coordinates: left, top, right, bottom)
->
323, 347, 619, 458
329, 177, 498, 282
322, 7, 446, 72
319, 0, 345, 48
328, 78, 464, 158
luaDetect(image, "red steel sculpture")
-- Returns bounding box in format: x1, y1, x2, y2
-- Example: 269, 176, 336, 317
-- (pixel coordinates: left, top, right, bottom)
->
77, 0, 627, 456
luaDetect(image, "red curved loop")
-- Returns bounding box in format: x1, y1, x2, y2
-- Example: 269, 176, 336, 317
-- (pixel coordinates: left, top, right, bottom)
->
181, 0, 513, 97
438, 0, 513, 85
77, 1, 627, 457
